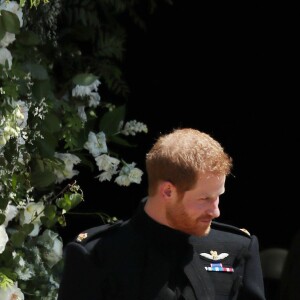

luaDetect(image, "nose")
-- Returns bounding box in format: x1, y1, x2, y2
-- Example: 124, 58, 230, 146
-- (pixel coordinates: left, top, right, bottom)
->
207, 197, 220, 219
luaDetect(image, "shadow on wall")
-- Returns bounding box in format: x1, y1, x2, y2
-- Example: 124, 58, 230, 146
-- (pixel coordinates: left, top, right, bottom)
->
279, 230, 300, 300
260, 248, 288, 300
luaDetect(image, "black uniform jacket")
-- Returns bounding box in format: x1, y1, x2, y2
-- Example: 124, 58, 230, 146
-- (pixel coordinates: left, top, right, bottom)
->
58, 201, 266, 300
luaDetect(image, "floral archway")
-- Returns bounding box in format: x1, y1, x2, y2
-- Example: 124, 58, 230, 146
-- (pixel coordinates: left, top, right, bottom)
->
0, 0, 170, 298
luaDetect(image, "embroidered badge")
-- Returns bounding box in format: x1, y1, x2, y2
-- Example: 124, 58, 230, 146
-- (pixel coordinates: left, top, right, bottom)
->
205, 263, 234, 272
76, 232, 88, 242
200, 250, 229, 261
240, 228, 250, 235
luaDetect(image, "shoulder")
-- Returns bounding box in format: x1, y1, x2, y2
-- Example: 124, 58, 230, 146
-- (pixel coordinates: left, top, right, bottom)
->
211, 220, 252, 238
193, 221, 256, 252
70, 220, 125, 250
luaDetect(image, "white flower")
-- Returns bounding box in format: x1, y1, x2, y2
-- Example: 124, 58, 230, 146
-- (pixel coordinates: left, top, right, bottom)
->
95, 154, 120, 182
0, 0, 22, 48
0, 47, 13, 70
17, 136, 25, 146
3, 125, 19, 138
13, 254, 35, 281
128, 167, 143, 184
53, 152, 81, 183
72, 85, 90, 97
120, 120, 148, 136
17, 255, 25, 267
38, 229, 63, 268
115, 162, 143, 186
0, 281, 24, 300
96, 171, 114, 182
0, 132, 7, 148
31, 246, 42, 264
95, 154, 120, 171
114, 174, 131, 186
0, 0, 23, 27
49, 274, 59, 288
16, 101, 29, 129
15, 263, 34, 281
77, 105, 87, 122
19, 202, 45, 237
88, 79, 101, 92
0, 225, 9, 254
3, 203, 18, 227
88, 92, 101, 108
72, 79, 101, 97
84, 131, 107, 157
0, 32, 16, 47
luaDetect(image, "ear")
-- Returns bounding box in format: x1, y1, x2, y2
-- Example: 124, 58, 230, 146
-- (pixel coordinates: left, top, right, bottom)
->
160, 181, 174, 199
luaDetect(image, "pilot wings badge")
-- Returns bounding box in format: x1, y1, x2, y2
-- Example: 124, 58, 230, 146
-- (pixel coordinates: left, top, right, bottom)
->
200, 250, 229, 261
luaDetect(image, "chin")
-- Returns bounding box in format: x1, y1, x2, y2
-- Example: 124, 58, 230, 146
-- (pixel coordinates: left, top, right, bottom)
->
200, 225, 211, 237
191, 226, 211, 237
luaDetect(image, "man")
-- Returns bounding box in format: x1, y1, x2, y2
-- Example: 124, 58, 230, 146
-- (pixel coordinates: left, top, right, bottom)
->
58, 128, 266, 300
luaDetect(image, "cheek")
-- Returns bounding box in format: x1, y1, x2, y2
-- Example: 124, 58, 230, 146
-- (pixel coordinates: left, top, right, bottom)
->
185, 201, 206, 215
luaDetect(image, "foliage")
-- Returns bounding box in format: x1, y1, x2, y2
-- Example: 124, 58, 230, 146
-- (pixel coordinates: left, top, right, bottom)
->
0, 0, 171, 298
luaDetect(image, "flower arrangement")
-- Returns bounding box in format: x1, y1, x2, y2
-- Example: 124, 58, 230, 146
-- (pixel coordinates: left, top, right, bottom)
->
0, 0, 166, 298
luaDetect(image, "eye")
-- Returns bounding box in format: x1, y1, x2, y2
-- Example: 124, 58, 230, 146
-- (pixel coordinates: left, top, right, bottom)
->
199, 197, 210, 201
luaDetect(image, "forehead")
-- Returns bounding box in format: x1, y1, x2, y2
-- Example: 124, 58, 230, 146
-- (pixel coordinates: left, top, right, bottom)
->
191, 174, 226, 195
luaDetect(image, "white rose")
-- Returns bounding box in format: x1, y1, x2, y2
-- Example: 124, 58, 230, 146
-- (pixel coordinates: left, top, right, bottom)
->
54, 152, 81, 183
0, 225, 9, 254
84, 131, 107, 157
0, 0, 23, 27
114, 174, 131, 186
0, 47, 13, 70
0, 32, 16, 47
38, 229, 63, 268
128, 167, 143, 184
0, 282, 24, 300
95, 154, 120, 172
3, 203, 18, 227
19, 202, 45, 237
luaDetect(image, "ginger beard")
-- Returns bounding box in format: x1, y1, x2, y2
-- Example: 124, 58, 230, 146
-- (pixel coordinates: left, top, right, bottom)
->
165, 194, 213, 237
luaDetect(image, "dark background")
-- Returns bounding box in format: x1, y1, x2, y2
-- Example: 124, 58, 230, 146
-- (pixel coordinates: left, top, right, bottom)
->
65, 1, 299, 252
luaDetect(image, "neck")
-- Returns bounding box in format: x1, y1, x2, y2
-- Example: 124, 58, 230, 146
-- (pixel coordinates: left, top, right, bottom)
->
144, 196, 168, 226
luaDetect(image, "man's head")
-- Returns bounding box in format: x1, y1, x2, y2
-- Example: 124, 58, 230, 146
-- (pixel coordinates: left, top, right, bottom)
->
146, 128, 232, 195
145, 128, 233, 236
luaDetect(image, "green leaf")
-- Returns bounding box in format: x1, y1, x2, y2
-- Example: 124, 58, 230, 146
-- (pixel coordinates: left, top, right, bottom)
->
17, 30, 40, 45
43, 113, 61, 133
33, 158, 45, 172
35, 132, 58, 158
32, 79, 51, 98
57, 215, 66, 227
7, 223, 34, 248
0, 10, 20, 34
19, 0, 26, 7
40, 216, 57, 228
72, 73, 98, 86
22, 62, 49, 80
69, 193, 83, 209
44, 205, 57, 220
22, 223, 34, 235
0, 198, 9, 211
10, 231, 26, 248
99, 105, 126, 135
30, 170, 57, 189
109, 135, 136, 147
0, 26, 5, 40
56, 196, 72, 211
0, 213, 5, 226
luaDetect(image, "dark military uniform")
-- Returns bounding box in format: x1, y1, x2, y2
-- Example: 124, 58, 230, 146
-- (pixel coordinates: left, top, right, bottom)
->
58, 200, 266, 300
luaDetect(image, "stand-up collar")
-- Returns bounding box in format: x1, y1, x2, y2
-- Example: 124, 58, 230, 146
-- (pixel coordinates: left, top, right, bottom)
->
130, 198, 192, 257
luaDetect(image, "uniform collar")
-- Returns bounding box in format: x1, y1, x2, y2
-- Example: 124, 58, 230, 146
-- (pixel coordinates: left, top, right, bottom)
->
130, 198, 215, 299
130, 198, 192, 255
